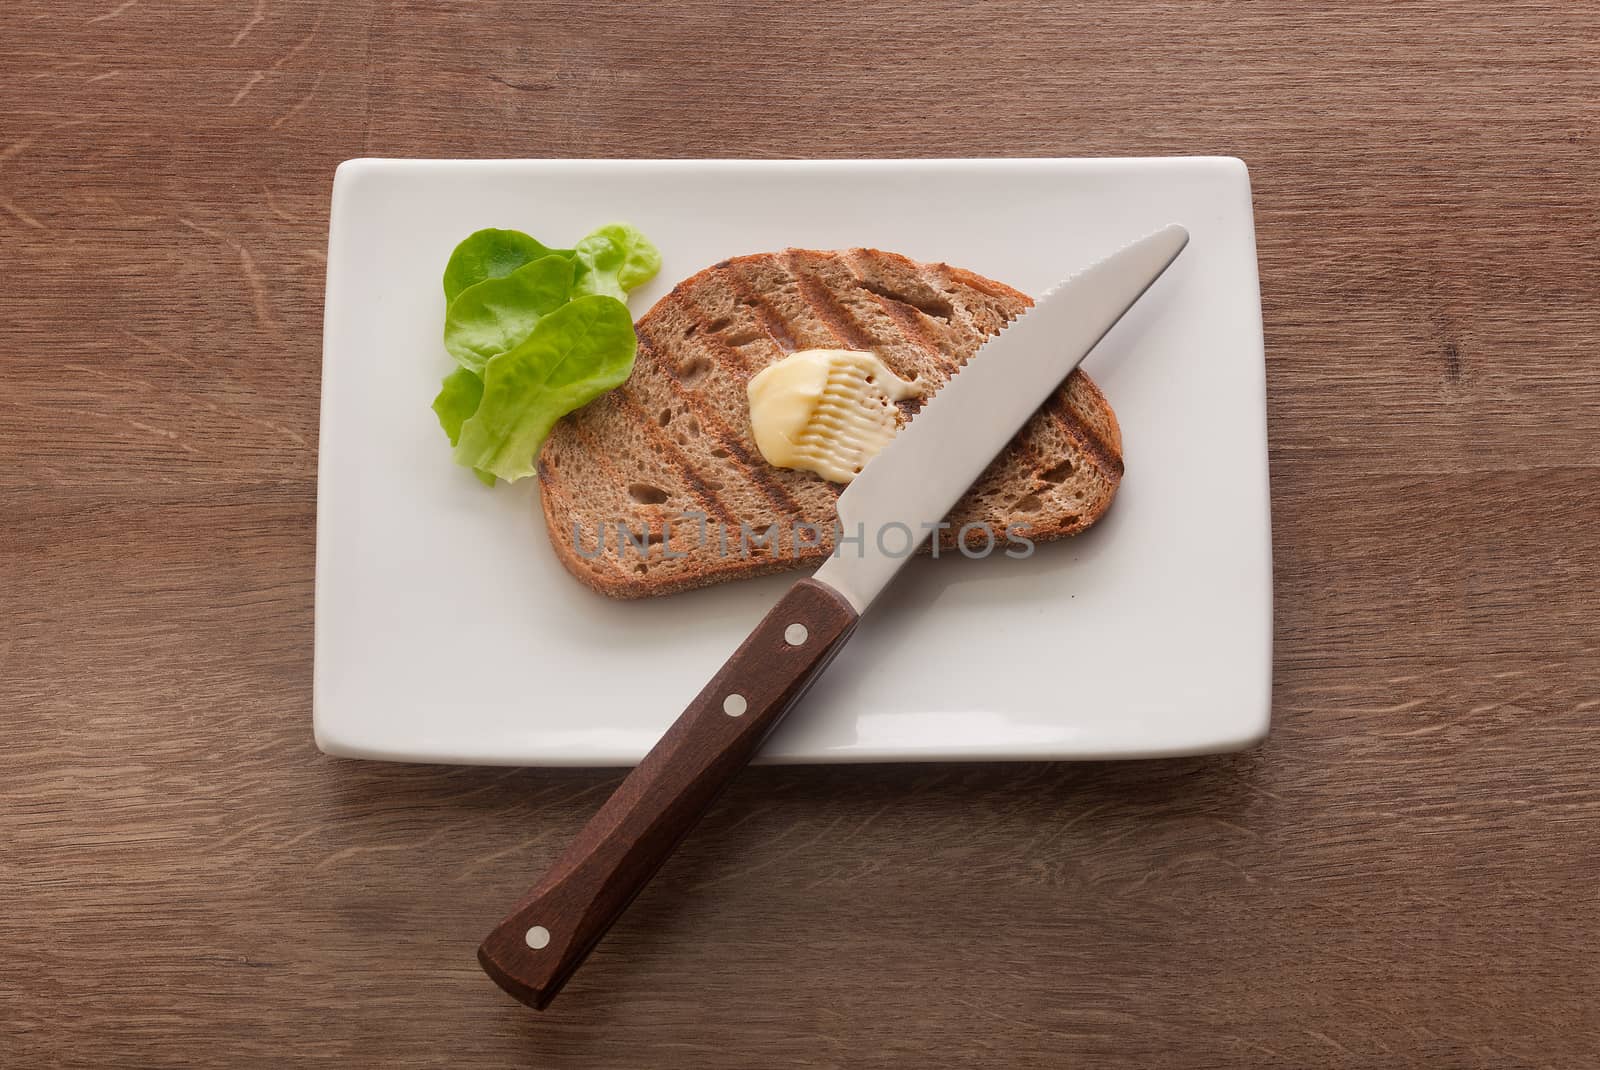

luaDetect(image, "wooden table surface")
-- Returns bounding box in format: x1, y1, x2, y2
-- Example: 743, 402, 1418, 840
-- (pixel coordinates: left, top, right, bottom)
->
4, 2, 1598, 1066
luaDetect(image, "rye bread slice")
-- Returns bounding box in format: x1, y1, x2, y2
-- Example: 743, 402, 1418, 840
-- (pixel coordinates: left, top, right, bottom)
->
537, 248, 1124, 598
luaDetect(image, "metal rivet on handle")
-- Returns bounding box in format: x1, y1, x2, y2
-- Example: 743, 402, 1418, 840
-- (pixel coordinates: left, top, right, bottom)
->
784, 623, 809, 646
525, 925, 551, 950
723, 694, 747, 717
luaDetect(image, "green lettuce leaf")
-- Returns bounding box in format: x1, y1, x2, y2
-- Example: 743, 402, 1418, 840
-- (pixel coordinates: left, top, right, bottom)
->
453, 296, 637, 482
442, 228, 574, 304
431, 366, 483, 445
443, 254, 575, 373
571, 223, 662, 300
430, 367, 497, 486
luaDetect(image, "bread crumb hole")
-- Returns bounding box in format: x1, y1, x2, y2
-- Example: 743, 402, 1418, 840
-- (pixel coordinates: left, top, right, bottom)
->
857, 278, 954, 320
709, 446, 730, 459
686, 415, 701, 435
1039, 459, 1075, 483
679, 356, 712, 385
707, 317, 732, 333
634, 563, 648, 574
658, 408, 672, 427
627, 483, 671, 505
1012, 493, 1042, 512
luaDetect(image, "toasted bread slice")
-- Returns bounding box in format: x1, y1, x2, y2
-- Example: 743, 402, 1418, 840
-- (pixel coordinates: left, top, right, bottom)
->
537, 249, 1123, 598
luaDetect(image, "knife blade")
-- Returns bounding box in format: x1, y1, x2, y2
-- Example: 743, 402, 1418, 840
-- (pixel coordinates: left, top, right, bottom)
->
816, 223, 1191, 610
478, 224, 1190, 1009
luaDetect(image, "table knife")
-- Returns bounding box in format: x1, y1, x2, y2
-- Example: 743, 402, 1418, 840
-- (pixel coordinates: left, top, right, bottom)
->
478, 223, 1191, 1009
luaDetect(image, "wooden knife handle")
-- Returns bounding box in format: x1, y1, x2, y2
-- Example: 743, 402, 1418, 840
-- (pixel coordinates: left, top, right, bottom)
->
477, 578, 860, 1009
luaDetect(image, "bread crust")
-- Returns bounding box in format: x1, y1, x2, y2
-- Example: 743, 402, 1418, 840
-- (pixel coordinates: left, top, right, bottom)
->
537, 249, 1124, 598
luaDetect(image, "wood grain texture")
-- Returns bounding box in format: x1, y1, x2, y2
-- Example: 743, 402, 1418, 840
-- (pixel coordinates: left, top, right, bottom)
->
1, 1, 1597, 1066
481, 578, 858, 1009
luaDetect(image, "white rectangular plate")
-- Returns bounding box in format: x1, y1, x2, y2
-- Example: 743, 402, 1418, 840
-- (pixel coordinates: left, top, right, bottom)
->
315, 157, 1270, 765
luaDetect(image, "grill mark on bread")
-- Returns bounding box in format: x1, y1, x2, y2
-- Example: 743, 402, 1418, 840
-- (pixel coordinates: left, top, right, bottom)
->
851, 249, 959, 323
846, 250, 949, 359
1047, 388, 1123, 479
654, 291, 756, 376
612, 391, 742, 536
638, 318, 805, 520
676, 273, 770, 377
639, 310, 744, 377
1069, 370, 1121, 452
1065, 382, 1124, 477
723, 263, 800, 353
726, 434, 816, 515
841, 251, 968, 431
787, 254, 877, 350
713, 264, 852, 511
841, 253, 937, 356
664, 275, 814, 519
